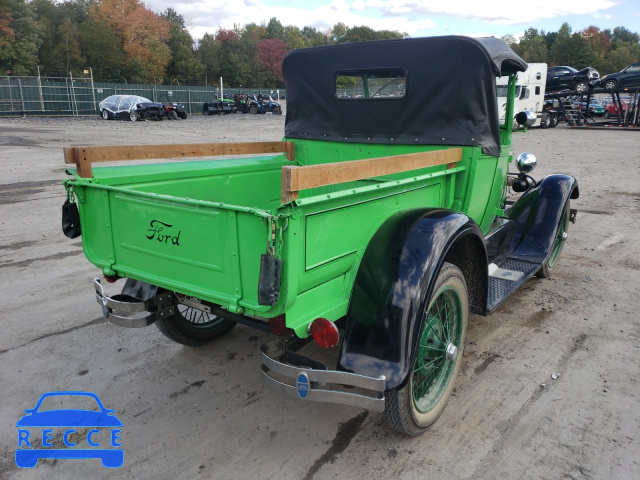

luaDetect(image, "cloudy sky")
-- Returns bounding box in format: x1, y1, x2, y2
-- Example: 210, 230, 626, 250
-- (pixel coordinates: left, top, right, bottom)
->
146, 0, 640, 40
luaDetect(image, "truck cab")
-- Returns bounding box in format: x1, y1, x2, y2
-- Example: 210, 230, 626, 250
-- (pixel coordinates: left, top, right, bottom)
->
497, 63, 556, 128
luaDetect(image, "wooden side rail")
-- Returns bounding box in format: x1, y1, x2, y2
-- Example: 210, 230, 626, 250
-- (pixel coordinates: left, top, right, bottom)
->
64, 141, 295, 178
281, 148, 462, 204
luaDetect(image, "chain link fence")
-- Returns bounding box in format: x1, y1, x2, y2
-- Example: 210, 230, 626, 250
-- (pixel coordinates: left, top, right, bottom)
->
0, 71, 286, 117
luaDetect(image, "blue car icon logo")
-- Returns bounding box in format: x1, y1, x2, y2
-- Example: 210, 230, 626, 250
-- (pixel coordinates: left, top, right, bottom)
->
15, 391, 123, 468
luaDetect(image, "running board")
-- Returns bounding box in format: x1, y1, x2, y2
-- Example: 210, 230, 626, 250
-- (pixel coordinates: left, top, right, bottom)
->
487, 258, 540, 312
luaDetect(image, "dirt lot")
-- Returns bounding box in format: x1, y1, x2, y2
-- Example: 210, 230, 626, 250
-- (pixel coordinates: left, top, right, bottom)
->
0, 113, 638, 480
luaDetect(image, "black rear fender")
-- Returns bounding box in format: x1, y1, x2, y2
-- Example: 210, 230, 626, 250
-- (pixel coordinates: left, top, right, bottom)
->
339, 209, 487, 391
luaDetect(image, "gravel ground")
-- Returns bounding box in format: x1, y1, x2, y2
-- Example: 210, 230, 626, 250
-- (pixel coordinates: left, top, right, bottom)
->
0, 113, 638, 480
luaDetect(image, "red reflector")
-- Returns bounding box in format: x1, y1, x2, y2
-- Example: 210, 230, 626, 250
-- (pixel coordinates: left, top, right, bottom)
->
103, 274, 119, 283
269, 315, 288, 336
309, 318, 339, 349
175, 292, 186, 299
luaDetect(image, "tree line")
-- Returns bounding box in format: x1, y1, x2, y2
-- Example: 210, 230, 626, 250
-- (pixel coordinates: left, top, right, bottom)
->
1, 0, 638, 87
504, 23, 640, 74
0, 0, 405, 86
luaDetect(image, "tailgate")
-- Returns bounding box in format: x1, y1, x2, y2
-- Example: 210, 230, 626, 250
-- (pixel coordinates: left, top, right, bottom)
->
76, 184, 274, 313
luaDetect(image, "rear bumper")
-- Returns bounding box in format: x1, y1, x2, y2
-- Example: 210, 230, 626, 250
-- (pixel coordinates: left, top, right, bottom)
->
260, 338, 386, 412
93, 278, 175, 328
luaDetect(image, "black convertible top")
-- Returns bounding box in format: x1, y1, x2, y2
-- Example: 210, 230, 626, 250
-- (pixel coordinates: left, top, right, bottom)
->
283, 36, 527, 157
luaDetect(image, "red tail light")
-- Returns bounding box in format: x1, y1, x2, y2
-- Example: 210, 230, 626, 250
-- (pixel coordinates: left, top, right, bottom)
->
309, 318, 339, 349
103, 274, 120, 283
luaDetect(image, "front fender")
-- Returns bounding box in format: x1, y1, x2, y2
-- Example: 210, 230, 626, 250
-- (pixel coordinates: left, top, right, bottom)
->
506, 174, 579, 264
338, 209, 485, 390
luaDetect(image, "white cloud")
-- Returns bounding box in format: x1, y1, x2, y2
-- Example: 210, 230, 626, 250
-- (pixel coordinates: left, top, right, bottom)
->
352, 0, 366, 10
150, 0, 621, 42
151, 0, 438, 39
592, 13, 613, 20
362, 0, 617, 25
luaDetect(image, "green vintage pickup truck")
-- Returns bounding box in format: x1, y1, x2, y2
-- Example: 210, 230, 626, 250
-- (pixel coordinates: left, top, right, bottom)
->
62, 36, 578, 436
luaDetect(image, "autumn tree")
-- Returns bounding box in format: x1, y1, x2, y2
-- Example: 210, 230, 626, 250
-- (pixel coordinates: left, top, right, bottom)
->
509, 22, 639, 76
0, 0, 15, 53
90, 0, 170, 83
257, 38, 287, 86
0, 0, 42, 75
211, 28, 249, 87
581, 25, 610, 69
3, 1, 639, 89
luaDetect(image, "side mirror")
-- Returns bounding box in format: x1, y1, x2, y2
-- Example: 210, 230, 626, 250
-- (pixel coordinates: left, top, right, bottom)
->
520, 86, 530, 100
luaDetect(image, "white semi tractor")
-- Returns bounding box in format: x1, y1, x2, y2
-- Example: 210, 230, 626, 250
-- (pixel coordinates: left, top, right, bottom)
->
497, 63, 558, 128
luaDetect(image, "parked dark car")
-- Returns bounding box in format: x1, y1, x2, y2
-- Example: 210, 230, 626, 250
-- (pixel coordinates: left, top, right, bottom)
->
546, 66, 600, 93
600, 63, 640, 90
99, 95, 164, 121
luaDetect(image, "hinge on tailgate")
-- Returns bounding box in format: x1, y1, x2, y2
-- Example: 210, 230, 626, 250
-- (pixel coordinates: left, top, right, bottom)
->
258, 216, 283, 307
267, 216, 276, 255
65, 179, 86, 204
62, 180, 81, 239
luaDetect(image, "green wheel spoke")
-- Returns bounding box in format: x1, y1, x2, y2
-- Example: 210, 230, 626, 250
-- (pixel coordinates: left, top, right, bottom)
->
441, 302, 452, 342
413, 377, 429, 399
418, 344, 446, 351
413, 367, 438, 399
425, 318, 446, 344
413, 356, 443, 374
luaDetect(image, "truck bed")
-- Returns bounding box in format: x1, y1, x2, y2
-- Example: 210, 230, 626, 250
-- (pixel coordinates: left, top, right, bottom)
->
65, 141, 468, 335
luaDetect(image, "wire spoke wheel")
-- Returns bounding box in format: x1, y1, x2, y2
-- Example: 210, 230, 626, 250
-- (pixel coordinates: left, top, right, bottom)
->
385, 263, 469, 436
176, 305, 224, 328
155, 298, 236, 346
412, 284, 462, 414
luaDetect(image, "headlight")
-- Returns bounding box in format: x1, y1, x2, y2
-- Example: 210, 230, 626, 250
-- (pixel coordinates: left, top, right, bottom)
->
515, 111, 537, 127
516, 152, 537, 174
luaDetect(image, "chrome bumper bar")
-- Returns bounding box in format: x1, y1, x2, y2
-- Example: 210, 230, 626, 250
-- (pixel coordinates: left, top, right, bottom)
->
260, 338, 386, 412
93, 278, 176, 328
